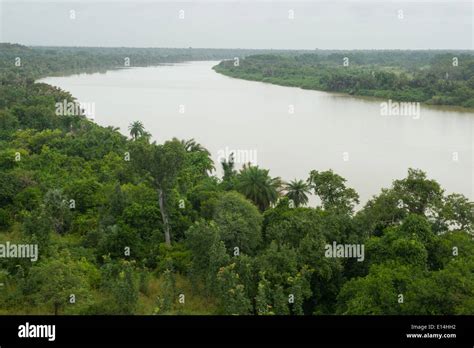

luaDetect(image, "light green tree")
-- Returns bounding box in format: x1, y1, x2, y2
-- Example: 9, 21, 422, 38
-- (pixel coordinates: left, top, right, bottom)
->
213, 191, 263, 255
27, 252, 92, 315
308, 169, 359, 213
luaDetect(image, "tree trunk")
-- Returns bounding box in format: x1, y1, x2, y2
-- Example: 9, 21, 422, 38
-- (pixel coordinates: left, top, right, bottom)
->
158, 188, 171, 245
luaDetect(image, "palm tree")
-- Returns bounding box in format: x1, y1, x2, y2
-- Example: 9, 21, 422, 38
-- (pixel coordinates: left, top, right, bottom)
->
180, 138, 214, 174
181, 138, 210, 156
106, 126, 120, 132
128, 121, 145, 140
285, 179, 311, 207
236, 164, 281, 211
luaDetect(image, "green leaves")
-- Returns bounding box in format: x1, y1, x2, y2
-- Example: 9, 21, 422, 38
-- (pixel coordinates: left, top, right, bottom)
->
1, 43, 473, 315
285, 179, 311, 207
128, 121, 146, 141
213, 192, 263, 255
26, 251, 93, 315
100, 259, 140, 314
308, 169, 359, 214
216, 263, 252, 315
337, 262, 419, 315
185, 220, 229, 287
236, 164, 281, 212
392, 168, 443, 215
130, 138, 187, 244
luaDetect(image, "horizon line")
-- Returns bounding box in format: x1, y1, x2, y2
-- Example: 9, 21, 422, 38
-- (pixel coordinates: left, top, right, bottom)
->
2, 43, 473, 51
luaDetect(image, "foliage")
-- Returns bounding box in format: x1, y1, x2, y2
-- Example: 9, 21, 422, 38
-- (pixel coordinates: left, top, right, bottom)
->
214, 52, 474, 108
0, 43, 472, 315
285, 179, 311, 207
25, 251, 93, 315
213, 191, 263, 255
236, 164, 281, 211
309, 170, 359, 214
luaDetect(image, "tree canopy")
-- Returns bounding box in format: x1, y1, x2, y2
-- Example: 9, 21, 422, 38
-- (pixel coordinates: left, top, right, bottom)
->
0, 43, 472, 315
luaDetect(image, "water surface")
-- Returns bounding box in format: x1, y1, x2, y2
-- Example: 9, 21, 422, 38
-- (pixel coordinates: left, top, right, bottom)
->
40, 61, 474, 204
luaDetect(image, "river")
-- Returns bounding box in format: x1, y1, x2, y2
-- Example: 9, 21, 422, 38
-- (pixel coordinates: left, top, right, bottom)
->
39, 61, 473, 205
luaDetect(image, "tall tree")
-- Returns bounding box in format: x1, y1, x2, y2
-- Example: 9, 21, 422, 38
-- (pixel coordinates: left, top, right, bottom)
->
132, 138, 186, 245
128, 121, 145, 140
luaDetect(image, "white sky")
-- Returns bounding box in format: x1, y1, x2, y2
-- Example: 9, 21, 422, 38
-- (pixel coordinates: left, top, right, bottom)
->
0, 0, 472, 49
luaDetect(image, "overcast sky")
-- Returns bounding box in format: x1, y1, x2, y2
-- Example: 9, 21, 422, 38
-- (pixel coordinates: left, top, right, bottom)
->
0, 0, 472, 49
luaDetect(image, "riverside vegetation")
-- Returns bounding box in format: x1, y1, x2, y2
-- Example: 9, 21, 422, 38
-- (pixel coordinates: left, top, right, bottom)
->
0, 43, 473, 315
214, 51, 474, 108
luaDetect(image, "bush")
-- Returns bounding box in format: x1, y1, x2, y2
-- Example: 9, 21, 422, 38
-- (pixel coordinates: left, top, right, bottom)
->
155, 242, 192, 274
0, 208, 12, 230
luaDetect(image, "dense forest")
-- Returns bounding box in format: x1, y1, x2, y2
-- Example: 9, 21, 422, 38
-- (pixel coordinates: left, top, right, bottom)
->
0, 44, 473, 315
0, 43, 304, 82
214, 51, 474, 108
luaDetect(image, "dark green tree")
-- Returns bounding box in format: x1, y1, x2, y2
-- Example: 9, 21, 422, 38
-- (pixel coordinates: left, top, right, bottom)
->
236, 164, 281, 211
285, 179, 311, 207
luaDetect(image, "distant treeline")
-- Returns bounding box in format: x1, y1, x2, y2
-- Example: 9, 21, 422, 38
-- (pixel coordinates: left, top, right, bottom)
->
0, 43, 307, 83
214, 51, 474, 108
